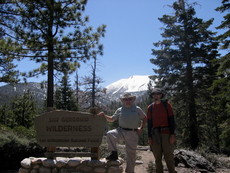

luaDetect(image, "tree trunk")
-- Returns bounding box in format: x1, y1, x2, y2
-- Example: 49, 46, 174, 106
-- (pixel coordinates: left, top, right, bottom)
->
91, 58, 96, 107
47, 0, 54, 109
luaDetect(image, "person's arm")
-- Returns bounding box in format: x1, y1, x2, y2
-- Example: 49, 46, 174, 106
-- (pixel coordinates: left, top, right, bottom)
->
167, 103, 176, 135
136, 107, 147, 135
146, 105, 153, 138
138, 116, 147, 130
97, 112, 115, 122
167, 102, 176, 144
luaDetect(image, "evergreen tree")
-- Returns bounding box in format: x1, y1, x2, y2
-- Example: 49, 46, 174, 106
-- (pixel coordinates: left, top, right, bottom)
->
11, 91, 37, 128
0, 104, 14, 127
54, 72, 78, 111
216, 0, 230, 50
0, 49, 19, 84
150, 0, 219, 149
209, 0, 230, 153
0, 2, 22, 84
2, 0, 106, 108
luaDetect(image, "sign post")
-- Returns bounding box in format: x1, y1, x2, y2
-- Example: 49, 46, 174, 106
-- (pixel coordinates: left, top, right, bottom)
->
35, 110, 106, 159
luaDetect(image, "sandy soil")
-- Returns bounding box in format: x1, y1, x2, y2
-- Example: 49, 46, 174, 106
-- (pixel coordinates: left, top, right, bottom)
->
121, 147, 230, 173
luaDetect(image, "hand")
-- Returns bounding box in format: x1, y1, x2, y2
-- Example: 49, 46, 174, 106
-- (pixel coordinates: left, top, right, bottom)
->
169, 134, 176, 144
148, 138, 153, 145
137, 127, 143, 135
97, 112, 105, 117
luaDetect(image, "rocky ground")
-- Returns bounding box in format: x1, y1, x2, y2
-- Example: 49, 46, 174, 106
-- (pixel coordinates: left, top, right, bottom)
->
121, 146, 230, 173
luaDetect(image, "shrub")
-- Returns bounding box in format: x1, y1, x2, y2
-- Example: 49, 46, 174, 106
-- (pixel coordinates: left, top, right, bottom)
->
0, 124, 45, 171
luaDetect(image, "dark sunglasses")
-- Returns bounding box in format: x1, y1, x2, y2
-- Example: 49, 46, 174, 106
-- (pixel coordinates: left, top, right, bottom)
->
152, 93, 162, 96
123, 98, 133, 101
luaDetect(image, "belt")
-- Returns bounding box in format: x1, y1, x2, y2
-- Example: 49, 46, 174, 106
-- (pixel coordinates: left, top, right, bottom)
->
120, 127, 138, 131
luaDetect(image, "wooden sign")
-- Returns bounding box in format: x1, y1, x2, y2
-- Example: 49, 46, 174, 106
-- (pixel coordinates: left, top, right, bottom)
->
35, 110, 106, 147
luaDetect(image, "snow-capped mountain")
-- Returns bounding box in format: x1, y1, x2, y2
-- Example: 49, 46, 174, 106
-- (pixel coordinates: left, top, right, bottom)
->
0, 82, 47, 106
104, 75, 154, 101
0, 75, 154, 106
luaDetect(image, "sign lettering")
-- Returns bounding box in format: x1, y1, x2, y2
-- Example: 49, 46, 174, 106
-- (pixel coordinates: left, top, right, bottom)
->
35, 110, 106, 147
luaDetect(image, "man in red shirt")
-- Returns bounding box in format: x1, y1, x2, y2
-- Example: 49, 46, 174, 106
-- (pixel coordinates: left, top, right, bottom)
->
147, 88, 176, 173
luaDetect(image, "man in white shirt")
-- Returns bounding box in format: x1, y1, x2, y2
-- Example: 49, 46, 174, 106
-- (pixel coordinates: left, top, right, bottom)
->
98, 93, 147, 173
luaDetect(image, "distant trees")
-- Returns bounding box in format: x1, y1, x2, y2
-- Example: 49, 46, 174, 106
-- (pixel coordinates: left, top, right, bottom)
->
80, 56, 104, 108
0, 91, 37, 128
150, 0, 219, 149
0, 0, 106, 108
54, 72, 78, 111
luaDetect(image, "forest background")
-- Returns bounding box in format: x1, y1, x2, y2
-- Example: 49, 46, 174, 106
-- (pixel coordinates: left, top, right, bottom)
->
0, 0, 229, 171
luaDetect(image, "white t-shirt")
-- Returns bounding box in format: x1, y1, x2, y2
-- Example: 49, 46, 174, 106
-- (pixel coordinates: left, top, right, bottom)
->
112, 104, 146, 129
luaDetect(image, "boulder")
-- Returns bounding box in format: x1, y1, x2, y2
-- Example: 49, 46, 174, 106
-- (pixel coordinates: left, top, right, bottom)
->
174, 149, 215, 172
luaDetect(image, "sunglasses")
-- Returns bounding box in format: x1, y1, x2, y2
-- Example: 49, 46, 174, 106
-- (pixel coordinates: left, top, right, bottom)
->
152, 93, 162, 96
123, 98, 133, 101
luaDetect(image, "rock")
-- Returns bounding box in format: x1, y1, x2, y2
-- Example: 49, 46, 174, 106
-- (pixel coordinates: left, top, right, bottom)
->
39, 166, 51, 173
94, 167, 107, 173
21, 158, 31, 168
87, 160, 105, 167
42, 159, 56, 168
18, 157, 123, 173
55, 157, 69, 168
19, 167, 30, 173
67, 158, 81, 167
31, 158, 46, 165
174, 149, 215, 172
107, 166, 123, 173
135, 160, 144, 164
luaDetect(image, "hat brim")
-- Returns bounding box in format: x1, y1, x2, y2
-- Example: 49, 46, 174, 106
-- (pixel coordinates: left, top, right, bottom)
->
120, 96, 136, 101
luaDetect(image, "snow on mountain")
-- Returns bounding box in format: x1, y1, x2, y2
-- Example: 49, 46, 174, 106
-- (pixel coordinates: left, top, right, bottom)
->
0, 75, 154, 106
0, 82, 47, 106
105, 75, 154, 101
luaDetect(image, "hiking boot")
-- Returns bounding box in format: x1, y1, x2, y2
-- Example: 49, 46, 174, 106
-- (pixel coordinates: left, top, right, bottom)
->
106, 151, 118, 161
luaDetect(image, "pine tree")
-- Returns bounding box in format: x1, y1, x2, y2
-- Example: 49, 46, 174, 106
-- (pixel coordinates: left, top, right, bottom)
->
54, 72, 78, 111
0, 104, 14, 127
209, 0, 230, 153
150, 0, 219, 149
2, 0, 106, 108
216, 0, 230, 50
0, 49, 19, 84
11, 91, 37, 128
0, 2, 22, 84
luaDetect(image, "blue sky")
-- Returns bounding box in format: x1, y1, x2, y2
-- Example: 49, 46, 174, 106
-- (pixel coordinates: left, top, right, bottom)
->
13, 0, 225, 88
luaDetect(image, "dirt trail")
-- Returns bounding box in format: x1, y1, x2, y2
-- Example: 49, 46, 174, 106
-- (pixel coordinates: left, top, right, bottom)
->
121, 147, 156, 173
121, 147, 230, 173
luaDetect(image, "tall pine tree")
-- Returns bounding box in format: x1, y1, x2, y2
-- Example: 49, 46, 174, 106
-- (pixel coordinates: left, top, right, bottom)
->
210, 0, 230, 153
2, 0, 106, 108
150, 0, 219, 149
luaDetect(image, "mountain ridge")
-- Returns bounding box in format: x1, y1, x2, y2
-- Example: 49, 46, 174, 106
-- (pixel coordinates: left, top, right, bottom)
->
0, 75, 154, 105
105, 75, 154, 101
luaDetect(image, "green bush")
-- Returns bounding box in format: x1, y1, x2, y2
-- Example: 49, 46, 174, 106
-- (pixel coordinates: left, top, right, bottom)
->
13, 125, 36, 139
0, 124, 45, 171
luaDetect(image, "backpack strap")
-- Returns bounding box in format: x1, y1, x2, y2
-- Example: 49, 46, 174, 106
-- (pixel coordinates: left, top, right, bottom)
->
160, 99, 175, 134
147, 103, 154, 138
161, 99, 169, 116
